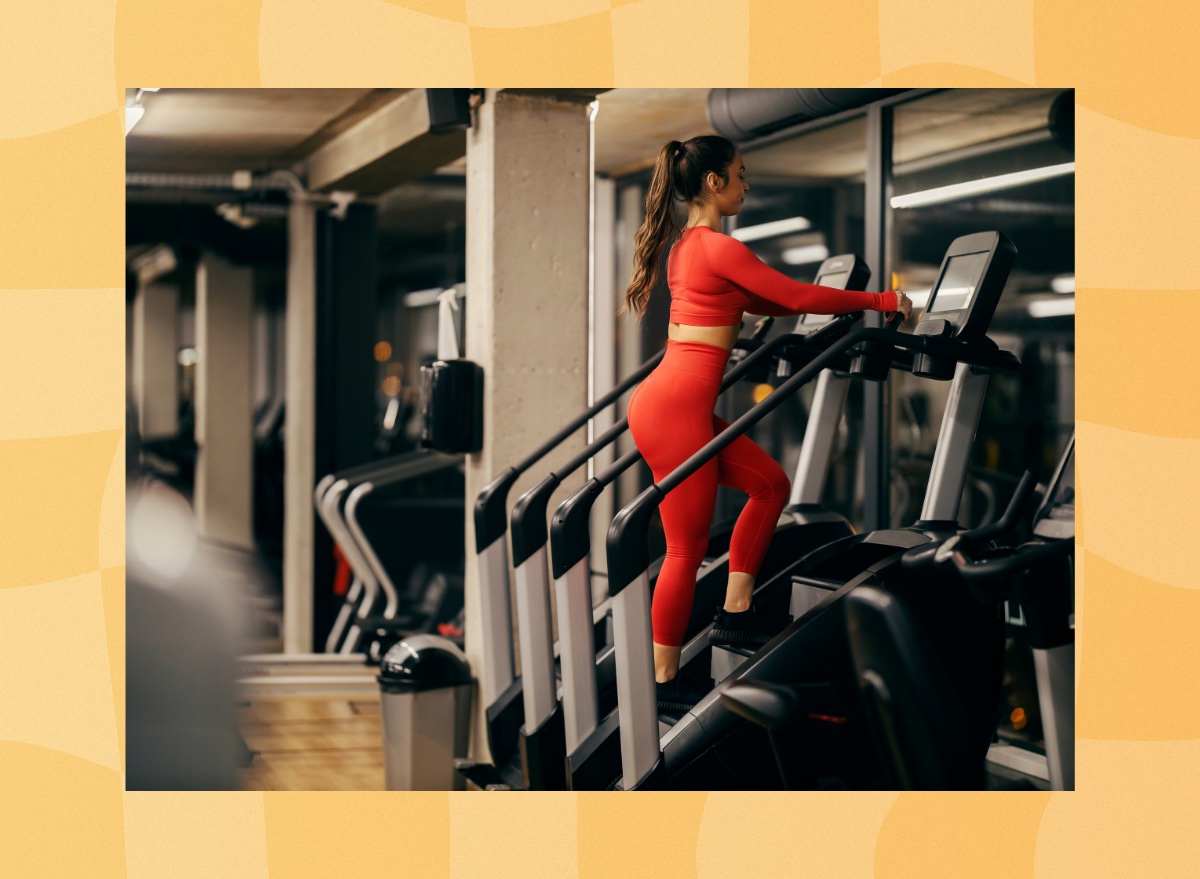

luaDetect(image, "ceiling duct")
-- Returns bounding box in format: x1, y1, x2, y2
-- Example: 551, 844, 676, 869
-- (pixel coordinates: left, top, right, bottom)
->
707, 88, 909, 141
126, 169, 308, 199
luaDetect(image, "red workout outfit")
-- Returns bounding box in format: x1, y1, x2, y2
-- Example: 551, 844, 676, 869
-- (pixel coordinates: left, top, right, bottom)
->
627, 226, 897, 646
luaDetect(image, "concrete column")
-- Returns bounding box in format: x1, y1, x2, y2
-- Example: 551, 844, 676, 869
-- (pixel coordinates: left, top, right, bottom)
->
283, 200, 317, 653
464, 89, 592, 758
194, 253, 254, 549
131, 281, 179, 440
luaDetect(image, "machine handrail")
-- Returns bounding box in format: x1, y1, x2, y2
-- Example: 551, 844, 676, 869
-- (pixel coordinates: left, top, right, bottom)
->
606, 327, 1021, 594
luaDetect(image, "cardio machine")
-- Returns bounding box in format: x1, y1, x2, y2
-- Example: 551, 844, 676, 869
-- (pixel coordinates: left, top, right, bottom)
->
459, 256, 872, 790
552, 256, 887, 790
597, 231, 1020, 790
841, 433, 1075, 790
237, 450, 464, 696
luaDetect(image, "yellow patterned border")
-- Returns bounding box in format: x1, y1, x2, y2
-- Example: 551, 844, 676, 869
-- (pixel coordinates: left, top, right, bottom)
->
3, 0, 1198, 875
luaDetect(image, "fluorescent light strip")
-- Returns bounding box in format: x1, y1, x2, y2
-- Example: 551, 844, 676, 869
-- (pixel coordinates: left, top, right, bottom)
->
1028, 297, 1075, 318
781, 244, 829, 266
731, 216, 811, 242
124, 104, 145, 136
402, 285, 464, 308
891, 162, 1075, 210
1051, 274, 1075, 294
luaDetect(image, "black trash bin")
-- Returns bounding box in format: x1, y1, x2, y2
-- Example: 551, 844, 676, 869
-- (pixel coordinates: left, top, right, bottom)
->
377, 635, 473, 790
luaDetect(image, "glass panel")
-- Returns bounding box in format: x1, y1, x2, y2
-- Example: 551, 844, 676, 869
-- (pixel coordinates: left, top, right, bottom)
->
891, 88, 1075, 528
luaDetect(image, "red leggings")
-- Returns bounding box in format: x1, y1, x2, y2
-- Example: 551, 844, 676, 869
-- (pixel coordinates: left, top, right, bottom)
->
627, 340, 791, 647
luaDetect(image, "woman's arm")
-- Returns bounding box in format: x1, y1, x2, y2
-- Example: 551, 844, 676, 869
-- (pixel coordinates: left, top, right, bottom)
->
702, 232, 898, 315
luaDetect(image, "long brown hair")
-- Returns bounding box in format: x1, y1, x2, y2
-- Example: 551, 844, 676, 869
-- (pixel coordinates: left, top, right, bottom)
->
620, 135, 737, 321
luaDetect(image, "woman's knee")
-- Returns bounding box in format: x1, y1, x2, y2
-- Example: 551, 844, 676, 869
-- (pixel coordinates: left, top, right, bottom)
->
768, 464, 791, 500
663, 540, 708, 568
749, 462, 790, 503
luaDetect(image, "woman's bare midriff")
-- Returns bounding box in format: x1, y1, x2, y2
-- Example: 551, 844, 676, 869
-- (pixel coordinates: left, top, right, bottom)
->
667, 321, 741, 353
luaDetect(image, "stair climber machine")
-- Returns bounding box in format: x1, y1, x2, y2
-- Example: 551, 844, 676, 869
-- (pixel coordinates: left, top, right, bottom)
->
839, 433, 1075, 790
237, 450, 465, 698
595, 231, 1020, 790
453, 288, 830, 787
501, 252, 878, 787
241, 290, 474, 700
542, 256, 882, 791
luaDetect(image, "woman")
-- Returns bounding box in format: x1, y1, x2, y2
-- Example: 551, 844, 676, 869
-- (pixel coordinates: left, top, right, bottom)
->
620, 135, 912, 707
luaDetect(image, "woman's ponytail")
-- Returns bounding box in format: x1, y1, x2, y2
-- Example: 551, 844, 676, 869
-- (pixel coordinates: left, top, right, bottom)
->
619, 136, 736, 322
620, 141, 683, 320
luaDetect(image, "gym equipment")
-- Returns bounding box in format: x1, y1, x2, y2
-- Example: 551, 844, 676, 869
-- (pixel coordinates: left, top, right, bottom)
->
551, 255, 878, 791
844, 434, 1075, 789
600, 231, 1019, 790
461, 345, 668, 788
237, 450, 463, 697
459, 290, 829, 789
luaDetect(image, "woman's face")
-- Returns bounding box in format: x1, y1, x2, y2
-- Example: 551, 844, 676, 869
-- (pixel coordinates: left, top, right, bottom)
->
706, 152, 749, 217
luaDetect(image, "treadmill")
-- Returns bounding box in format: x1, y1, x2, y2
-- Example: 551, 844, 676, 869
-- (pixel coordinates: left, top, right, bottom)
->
595, 231, 1021, 790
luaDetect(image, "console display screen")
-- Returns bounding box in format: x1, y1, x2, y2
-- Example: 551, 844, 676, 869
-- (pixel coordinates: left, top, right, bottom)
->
927, 251, 989, 315
1049, 447, 1075, 508
816, 270, 848, 290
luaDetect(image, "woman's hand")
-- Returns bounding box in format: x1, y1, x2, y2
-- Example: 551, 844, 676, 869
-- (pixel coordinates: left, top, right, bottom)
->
892, 290, 913, 325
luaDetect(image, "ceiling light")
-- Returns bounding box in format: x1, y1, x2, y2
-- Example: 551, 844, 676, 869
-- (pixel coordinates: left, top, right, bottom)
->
124, 103, 145, 136
1051, 274, 1075, 294
731, 216, 811, 242
1028, 297, 1075, 318
402, 285, 465, 308
781, 244, 830, 266
124, 88, 160, 137
891, 163, 1075, 210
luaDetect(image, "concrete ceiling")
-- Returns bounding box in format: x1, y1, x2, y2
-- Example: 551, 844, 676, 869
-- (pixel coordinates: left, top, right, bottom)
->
125, 87, 715, 179
126, 88, 1070, 278
125, 87, 1062, 181
126, 88, 396, 173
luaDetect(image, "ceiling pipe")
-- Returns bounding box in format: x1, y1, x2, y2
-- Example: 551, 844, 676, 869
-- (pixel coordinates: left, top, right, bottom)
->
127, 169, 367, 225
126, 171, 305, 196
708, 88, 909, 142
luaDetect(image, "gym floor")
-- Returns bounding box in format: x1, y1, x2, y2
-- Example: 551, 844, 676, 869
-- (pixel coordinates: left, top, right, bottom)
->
238, 695, 385, 790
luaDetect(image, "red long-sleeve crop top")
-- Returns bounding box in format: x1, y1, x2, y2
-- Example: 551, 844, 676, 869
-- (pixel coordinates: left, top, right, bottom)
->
666, 225, 898, 326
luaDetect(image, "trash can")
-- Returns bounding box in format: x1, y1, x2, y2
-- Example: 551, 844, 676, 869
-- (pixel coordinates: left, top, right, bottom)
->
377, 634, 473, 790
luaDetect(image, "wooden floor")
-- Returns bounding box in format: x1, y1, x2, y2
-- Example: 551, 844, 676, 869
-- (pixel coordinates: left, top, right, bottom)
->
237, 695, 386, 791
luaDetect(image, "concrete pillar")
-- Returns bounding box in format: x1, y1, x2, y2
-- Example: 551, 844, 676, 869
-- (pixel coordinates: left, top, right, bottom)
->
131, 281, 179, 440
194, 253, 254, 549
283, 200, 318, 654
463, 89, 592, 759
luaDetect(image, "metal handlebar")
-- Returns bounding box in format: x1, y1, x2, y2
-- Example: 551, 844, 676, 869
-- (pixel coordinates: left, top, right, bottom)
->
900, 470, 1041, 571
